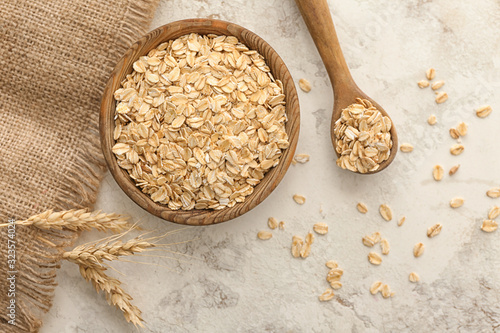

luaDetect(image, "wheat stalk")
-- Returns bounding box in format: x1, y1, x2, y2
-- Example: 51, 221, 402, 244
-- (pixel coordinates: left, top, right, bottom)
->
79, 265, 144, 327
62, 237, 157, 267
0, 209, 133, 233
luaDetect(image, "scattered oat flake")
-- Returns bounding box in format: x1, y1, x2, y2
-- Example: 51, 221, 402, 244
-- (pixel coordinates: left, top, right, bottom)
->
409, 272, 420, 283
435, 91, 448, 104
433, 165, 444, 181
379, 204, 393, 221
450, 144, 464, 155
313, 222, 328, 235
368, 252, 382, 265
278, 221, 285, 230
418, 80, 429, 88
330, 281, 342, 290
449, 128, 460, 139
487, 188, 500, 198
326, 268, 343, 282
427, 114, 437, 125
380, 239, 390, 255
300, 232, 314, 258
449, 164, 460, 176
450, 197, 464, 208
400, 143, 414, 153
481, 220, 498, 233
426, 68, 436, 80
427, 223, 442, 238
413, 242, 425, 257
476, 105, 492, 118
325, 260, 338, 269
291, 235, 303, 258
267, 217, 278, 230
431, 80, 444, 90
398, 216, 406, 227
371, 232, 381, 243
488, 206, 500, 220
370, 281, 383, 295
381, 284, 393, 298
293, 194, 306, 205
293, 154, 310, 164
318, 288, 335, 302
257, 231, 272, 240
457, 122, 467, 136
357, 202, 368, 214
299, 78, 312, 92
362, 235, 376, 247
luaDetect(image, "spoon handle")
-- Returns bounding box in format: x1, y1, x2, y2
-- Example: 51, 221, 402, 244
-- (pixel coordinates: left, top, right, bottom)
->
295, 0, 354, 91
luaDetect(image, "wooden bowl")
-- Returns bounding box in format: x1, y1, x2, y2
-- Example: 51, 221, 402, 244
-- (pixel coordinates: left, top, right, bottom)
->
100, 19, 300, 225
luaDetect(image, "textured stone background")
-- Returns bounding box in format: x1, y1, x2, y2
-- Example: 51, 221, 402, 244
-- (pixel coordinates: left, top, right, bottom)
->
42, 0, 500, 332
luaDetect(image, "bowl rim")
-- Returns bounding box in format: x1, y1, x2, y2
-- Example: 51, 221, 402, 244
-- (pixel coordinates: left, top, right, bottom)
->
99, 18, 300, 225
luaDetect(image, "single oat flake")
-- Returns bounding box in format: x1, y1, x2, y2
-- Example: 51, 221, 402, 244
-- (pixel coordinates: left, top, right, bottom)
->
318, 288, 335, 302
368, 252, 382, 265
326, 268, 344, 282
435, 91, 448, 104
291, 235, 304, 258
293, 154, 310, 164
257, 231, 272, 240
293, 194, 306, 205
433, 165, 444, 181
418, 80, 430, 88
476, 105, 492, 118
486, 188, 500, 198
330, 281, 342, 290
409, 272, 420, 283
381, 284, 394, 298
379, 204, 393, 221
481, 220, 498, 233
357, 202, 368, 214
449, 164, 460, 176
400, 143, 414, 153
299, 78, 312, 92
450, 197, 464, 208
413, 242, 425, 257
431, 80, 445, 90
313, 222, 329, 235
380, 239, 390, 255
488, 206, 500, 220
450, 144, 465, 156
427, 223, 442, 238
457, 122, 467, 136
449, 128, 460, 140
398, 216, 406, 227
426, 68, 436, 80
278, 221, 285, 230
326, 260, 338, 269
370, 281, 383, 295
267, 217, 278, 230
427, 114, 437, 125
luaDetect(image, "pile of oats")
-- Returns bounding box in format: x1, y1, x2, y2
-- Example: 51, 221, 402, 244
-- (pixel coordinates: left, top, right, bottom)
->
112, 33, 289, 210
333, 98, 393, 173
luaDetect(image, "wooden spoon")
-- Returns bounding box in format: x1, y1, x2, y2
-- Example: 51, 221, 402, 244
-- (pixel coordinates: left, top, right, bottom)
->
295, 0, 398, 174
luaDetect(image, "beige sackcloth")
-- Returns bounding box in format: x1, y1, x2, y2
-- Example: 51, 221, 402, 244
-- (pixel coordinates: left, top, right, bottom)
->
0, 0, 160, 331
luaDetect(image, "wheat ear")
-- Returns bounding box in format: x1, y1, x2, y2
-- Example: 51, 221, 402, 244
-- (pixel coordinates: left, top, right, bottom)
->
0, 209, 133, 233
79, 265, 144, 327
62, 237, 157, 267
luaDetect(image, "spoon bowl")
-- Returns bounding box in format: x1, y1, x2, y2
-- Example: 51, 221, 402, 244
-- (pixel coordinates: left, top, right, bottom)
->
296, 0, 398, 174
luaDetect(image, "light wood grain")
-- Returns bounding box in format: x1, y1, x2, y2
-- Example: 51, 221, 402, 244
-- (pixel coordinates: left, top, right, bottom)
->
295, 0, 398, 173
100, 19, 300, 225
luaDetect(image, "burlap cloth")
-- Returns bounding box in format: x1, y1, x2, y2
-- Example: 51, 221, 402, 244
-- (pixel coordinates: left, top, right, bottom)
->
0, 1, 160, 331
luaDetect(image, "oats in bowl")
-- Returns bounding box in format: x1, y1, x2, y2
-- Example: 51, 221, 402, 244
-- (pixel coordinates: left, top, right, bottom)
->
111, 33, 289, 211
